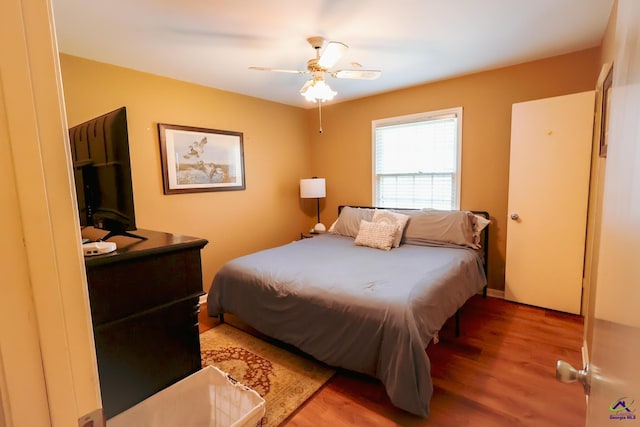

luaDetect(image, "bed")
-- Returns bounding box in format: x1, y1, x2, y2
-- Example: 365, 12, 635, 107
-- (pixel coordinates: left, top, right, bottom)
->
207, 206, 489, 417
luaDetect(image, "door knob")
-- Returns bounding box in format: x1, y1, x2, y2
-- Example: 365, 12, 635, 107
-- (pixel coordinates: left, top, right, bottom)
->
556, 360, 590, 394
510, 213, 520, 220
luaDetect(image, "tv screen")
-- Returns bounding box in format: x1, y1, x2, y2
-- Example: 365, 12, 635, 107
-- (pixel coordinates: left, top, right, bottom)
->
68, 107, 144, 240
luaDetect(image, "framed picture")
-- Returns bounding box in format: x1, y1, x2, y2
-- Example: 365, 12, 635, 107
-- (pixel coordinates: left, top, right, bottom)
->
158, 123, 245, 194
597, 63, 613, 158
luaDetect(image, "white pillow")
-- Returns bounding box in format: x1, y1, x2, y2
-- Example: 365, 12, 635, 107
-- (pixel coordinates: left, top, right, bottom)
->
372, 210, 410, 248
354, 220, 397, 251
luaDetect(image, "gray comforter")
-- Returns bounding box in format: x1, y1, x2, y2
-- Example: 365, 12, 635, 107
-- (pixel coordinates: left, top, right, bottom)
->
207, 233, 486, 417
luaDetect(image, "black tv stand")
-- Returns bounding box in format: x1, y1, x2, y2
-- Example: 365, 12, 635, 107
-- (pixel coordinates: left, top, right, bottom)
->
100, 230, 148, 241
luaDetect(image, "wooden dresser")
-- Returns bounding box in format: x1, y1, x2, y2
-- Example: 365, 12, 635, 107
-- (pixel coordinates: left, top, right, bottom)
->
82, 228, 208, 419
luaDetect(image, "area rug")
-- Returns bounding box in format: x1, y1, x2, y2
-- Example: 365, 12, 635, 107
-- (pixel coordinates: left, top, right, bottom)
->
200, 324, 335, 426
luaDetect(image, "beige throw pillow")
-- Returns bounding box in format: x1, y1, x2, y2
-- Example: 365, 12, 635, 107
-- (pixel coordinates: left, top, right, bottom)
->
354, 220, 397, 251
372, 210, 410, 248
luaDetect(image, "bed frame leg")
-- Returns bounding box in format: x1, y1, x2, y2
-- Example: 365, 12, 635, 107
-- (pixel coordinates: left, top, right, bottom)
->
455, 284, 487, 338
218, 313, 225, 323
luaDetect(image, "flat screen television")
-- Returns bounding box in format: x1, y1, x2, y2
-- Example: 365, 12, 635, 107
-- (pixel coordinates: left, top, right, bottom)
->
68, 107, 145, 241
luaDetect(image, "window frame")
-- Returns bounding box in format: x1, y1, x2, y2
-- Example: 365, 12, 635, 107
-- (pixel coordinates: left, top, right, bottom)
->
371, 107, 463, 210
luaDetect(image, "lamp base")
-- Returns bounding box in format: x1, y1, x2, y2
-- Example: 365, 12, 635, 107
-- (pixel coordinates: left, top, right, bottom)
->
311, 223, 326, 234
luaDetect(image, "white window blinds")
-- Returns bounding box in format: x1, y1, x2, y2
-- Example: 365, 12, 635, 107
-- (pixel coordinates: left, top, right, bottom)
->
373, 108, 462, 209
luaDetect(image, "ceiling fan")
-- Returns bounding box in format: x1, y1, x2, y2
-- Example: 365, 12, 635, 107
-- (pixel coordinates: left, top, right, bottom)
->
249, 36, 381, 103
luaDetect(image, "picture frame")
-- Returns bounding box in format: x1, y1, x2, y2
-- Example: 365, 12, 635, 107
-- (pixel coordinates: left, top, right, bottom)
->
597, 63, 613, 158
158, 123, 245, 194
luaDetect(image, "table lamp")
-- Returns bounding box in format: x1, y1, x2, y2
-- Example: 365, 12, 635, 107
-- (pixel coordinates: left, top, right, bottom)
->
300, 177, 326, 233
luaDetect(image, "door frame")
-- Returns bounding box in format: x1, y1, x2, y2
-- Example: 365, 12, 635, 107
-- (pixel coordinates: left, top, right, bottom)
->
0, 0, 102, 424
581, 62, 612, 366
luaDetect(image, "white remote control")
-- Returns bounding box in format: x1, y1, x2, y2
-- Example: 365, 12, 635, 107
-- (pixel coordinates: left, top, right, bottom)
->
83, 241, 117, 256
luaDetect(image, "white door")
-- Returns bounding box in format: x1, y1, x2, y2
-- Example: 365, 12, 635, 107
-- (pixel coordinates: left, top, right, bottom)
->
557, 1, 640, 424
505, 91, 594, 314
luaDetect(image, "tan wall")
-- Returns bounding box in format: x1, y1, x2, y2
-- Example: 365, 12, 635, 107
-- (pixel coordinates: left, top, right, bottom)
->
60, 48, 602, 293
600, 0, 618, 65
60, 54, 311, 290
309, 48, 601, 291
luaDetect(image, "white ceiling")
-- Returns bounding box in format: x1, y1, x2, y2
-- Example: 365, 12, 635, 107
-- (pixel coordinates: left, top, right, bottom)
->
52, 0, 614, 109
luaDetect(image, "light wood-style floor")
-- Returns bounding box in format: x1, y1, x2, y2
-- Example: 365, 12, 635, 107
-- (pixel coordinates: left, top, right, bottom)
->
199, 295, 585, 426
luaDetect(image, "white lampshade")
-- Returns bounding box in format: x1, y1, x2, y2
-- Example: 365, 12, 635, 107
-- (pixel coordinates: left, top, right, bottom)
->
300, 178, 326, 199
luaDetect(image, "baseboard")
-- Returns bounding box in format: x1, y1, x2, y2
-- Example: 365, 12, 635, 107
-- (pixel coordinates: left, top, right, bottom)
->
199, 293, 208, 305
485, 288, 505, 299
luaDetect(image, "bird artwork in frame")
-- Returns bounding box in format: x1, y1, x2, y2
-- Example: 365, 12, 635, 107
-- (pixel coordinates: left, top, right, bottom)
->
158, 123, 245, 194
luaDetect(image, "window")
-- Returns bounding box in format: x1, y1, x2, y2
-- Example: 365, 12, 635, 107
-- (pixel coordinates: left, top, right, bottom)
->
372, 107, 462, 210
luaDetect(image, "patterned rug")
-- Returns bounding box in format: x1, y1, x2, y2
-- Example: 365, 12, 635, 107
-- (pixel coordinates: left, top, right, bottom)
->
200, 324, 335, 426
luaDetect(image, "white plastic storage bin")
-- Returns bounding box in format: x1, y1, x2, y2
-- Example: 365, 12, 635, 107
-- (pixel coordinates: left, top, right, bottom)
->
107, 366, 265, 427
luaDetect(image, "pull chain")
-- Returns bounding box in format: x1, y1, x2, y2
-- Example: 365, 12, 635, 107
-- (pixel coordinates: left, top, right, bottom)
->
318, 100, 323, 133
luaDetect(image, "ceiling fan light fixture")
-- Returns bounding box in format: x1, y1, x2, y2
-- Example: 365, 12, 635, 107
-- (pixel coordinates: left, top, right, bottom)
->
301, 78, 337, 103
250, 36, 380, 108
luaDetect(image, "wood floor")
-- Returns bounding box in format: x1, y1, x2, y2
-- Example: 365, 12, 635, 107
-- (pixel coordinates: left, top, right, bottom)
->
199, 295, 586, 426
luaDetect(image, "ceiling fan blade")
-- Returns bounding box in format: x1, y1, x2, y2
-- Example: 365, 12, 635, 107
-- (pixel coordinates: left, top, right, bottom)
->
331, 69, 381, 80
300, 79, 313, 93
249, 66, 308, 74
317, 41, 348, 69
